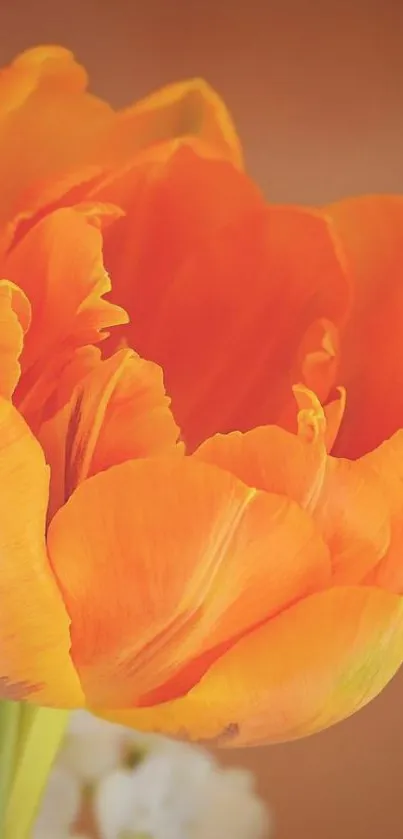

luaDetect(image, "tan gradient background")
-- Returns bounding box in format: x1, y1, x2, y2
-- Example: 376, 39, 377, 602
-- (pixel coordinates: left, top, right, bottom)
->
2, 1, 403, 837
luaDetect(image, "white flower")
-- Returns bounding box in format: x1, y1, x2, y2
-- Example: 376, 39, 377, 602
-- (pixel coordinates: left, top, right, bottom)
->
94, 738, 271, 839
32, 765, 81, 839
191, 766, 272, 839
57, 711, 131, 784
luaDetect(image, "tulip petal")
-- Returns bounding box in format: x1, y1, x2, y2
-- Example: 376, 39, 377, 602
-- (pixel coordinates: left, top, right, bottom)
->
91, 141, 263, 354
1, 65, 242, 251
108, 78, 243, 168
47, 457, 329, 708
3, 206, 127, 425
105, 200, 348, 449
39, 348, 181, 516
196, 387, 393, 585
314, 456, 392, 584
195, 386, 327, 513
326, 195, 403, 457
102, 586, 403, 745
0, 46, 114, 228
0, 280, 31, 398
0, 398, 83, 705
361, 431, 403, 592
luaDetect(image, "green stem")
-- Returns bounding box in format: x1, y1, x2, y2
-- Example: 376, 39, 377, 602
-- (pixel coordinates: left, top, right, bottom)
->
0, 701, 21, 838
14, 704, 36, 765
5, 706, 69, 839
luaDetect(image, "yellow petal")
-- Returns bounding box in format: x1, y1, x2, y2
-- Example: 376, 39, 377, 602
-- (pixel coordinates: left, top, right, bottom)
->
103, 586, 403, 745
0, 280, 30, 399
0, 398, 83, 706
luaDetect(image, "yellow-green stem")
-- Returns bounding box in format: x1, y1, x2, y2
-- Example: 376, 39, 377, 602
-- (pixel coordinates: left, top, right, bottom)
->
0, 701, 21, 838
5, 706, 69, 839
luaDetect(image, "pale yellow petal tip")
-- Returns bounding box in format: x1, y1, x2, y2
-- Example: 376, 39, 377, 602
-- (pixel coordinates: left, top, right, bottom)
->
292, 384, 326, 443
124, 77, 244, 169
12, 45, 79, 70
171, 77, 244, 168
292, 384, 347, 451
10, 44, 87, 91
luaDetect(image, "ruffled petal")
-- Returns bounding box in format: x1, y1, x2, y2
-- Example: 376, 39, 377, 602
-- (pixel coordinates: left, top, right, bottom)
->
100, 197, 348, 449
91, 141, 263, 356
3, 206, 127, 426
108, 78, 243, 168
39, 348, 181, 516
0, 46, 113, 229
2, 66, 242, 251
0, 279, 30, 398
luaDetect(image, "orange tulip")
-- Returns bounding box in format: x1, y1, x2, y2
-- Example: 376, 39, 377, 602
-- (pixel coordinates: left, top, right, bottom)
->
1, 46, 403, 746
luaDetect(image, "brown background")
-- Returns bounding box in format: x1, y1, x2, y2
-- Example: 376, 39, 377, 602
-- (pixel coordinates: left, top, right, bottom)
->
2, 1, 403, 836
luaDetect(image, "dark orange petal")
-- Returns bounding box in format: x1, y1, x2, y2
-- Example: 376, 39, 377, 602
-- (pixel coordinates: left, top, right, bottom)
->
0, 46, 114, 230
91, 142, 263, 349
323, 387, 346, 451
47, 457, 329, 708
6, 140, 260, 304
3, 206, 127, 426
0, 397, 83, 705
39, 348, 181, 516
106, 200, 348, 449
0, 280, 31, 398
102, 586, 403, 745
326, 195, 403, 457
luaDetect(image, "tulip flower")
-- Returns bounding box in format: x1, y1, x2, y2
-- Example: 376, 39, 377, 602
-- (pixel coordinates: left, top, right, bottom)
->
0, 44, 402, 766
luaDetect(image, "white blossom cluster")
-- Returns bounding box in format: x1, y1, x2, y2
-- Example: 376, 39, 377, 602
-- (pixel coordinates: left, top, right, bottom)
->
32, 712, 273, 839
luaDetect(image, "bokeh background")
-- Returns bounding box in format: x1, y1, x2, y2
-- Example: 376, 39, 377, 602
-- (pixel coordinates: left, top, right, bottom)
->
2, 1, 403, 836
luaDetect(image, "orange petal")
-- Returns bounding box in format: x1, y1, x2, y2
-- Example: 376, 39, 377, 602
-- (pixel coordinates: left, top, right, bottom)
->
195, 413, 326, 515
360, 431, 403, 593
0, 280, 31, 399
196, 387, 392, 585
0, 397, 83, 705
105, 78, 243, 169
39, 348, 181, 516
102, 586, 403, 745
323, 387, 346, 452
106, 200, 348, 450
11, 75, 242, 237
326, 195, 403, 457
1, 67, 242, 252
314, 456, 392, 584
3, 206, 127, 426
91, 141, 263, 349
47, 457, 329, 708
6, 140, 258, 306
0, 46, 114, 230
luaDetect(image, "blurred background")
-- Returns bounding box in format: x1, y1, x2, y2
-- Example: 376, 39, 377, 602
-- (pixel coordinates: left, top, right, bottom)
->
2, 1, 403, 836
